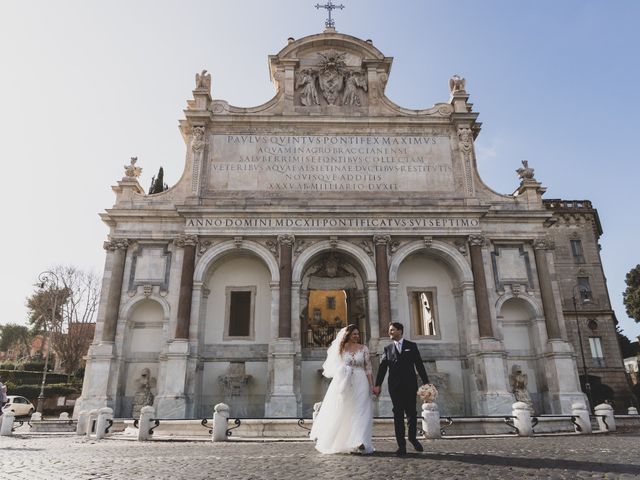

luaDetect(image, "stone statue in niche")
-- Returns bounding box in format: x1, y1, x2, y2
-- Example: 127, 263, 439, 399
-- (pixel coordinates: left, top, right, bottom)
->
342, 70, 368, 106
295, 69, 320, 106
317, 50, 346, 105
131, 368, 156, 418
509, 365, 534, 412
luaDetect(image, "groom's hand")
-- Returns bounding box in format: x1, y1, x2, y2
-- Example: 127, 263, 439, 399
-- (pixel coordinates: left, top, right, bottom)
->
372, 386, 381, 396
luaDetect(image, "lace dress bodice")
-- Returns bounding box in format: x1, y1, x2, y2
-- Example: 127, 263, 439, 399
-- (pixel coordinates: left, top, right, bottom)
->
342, 346, 373, 376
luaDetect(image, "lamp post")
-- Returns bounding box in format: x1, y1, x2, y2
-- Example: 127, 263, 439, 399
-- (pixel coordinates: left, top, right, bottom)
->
35, 270, 60, 414
572, 284, 594, 412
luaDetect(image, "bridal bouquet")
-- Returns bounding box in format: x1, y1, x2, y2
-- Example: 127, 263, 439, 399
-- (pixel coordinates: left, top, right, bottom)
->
417, 383, 438, 403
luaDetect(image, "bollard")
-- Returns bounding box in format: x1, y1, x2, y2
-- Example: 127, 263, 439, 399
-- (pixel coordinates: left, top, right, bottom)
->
421, 402, 441, 439
512, 402, 533, 436
571, 402, 592, 434
628, 407, 639, 415
594, 403, 616, 432
86, 409, 99, 437
1, 411, 15, 436
212, 403, 229, 442
137, 406, 155, 441
31, 412, 42, 421
59, 412, 70, 420
76, 411, 89, 435
95, 407, 114, 440
312, 402, 322, 421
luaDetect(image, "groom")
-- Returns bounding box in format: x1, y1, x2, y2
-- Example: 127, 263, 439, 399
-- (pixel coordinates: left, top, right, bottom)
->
373, 322, 429, 456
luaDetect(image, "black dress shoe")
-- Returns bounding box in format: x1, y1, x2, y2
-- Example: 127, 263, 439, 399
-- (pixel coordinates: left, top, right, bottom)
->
395, 447, 407, 456
409, 439, 424, 452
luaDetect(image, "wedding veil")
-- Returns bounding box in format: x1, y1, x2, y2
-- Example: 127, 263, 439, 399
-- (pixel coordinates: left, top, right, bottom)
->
321, 326, 348, 378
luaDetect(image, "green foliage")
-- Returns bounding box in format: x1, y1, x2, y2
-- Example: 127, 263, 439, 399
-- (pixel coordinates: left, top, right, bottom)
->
616, 325, 640, 358
148, 166, 169, 194
624, 264, 640, 323
0, 369, 68, 386
0, 323, 31, 355
27, 287, 71, 332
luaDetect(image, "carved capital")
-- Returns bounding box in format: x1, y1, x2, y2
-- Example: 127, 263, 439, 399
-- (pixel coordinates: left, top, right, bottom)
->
468, 234, 485, 247
103, 239, 130, 251
277, 234, 295, 247
533, 238, 555, 251
373, 234, 390, 246
191, 126, 206, 152
174, 234, 198, 247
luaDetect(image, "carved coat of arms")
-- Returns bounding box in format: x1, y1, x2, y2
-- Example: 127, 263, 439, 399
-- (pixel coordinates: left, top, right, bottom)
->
317, 50, 347, 105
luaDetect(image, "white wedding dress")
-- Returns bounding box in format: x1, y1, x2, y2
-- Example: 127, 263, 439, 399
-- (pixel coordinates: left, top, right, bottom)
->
310, 341, 374, 454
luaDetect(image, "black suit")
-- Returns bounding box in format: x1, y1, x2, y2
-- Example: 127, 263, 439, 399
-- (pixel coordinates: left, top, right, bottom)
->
375, 339, 429, 449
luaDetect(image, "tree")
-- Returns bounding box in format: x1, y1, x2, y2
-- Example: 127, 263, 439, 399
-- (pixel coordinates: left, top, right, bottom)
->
148, 166, 169, 194
616, 325, 640, 359
623, 264, 640, 323
26, 266, 100, 376
0, 323, 31, 358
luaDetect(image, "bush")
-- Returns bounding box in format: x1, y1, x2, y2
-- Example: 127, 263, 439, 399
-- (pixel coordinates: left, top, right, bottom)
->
0, 369, 68, 386
0, 362, 16, 370
18, 360, 46, 371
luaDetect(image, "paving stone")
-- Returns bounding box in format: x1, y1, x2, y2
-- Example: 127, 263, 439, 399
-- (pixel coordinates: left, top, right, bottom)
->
1, 434, 639, 479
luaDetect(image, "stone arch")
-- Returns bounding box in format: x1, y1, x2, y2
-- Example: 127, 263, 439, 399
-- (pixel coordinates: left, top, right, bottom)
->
292, 240, 376, 283
120, 295, 171, 324
495, 293, 544, 320
194, 239, 279, 283
389, 240, 473, 285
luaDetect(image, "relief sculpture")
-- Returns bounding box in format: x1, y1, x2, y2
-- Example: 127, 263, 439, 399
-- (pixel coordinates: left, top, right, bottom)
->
295, 69, 320, 106
294, 50, 368, 107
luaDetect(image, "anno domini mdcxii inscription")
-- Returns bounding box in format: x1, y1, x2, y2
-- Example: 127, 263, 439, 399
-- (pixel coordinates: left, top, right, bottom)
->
208, 134, 454, 193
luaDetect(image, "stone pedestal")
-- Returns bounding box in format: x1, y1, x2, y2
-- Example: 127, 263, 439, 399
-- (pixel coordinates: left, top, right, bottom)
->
265, 339, 297, 417
512, 402, 533, 436
73, 343, 116, 418
472, 338, 514, 415
421, 402, 441, 439
571, 402, 592, 434
76, 411, 89, 435
95, 407, 113, 440
137, 405, 155, 441
595, 403, 615, 432
212, 403, 229, 442
155, 340, 190, 418
540, 339, 587, 414
0, 411, 15, 436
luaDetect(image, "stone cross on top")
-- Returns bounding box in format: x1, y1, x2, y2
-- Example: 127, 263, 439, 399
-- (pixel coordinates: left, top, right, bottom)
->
315, 0, 345, 29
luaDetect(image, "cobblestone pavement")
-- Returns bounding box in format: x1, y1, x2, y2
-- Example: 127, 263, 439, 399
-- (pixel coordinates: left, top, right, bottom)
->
1, 433, 640, 480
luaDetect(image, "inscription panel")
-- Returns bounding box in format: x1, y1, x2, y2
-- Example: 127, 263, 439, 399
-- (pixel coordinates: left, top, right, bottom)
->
207, 134, 454, 193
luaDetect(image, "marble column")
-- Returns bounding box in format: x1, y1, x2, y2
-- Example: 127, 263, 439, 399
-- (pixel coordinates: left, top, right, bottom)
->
468, 234, 494, 339
278, 234, 294, 338
101, 239, 129, 342
374, 235, 392, 336
174, 235, 198, 340
533, 239, 561, 340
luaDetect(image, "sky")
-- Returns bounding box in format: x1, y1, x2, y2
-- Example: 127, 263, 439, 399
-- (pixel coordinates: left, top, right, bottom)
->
1, 0, 639, 340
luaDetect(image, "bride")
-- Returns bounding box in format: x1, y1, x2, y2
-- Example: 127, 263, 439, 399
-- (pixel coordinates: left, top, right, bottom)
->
310, 324, 375, 454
